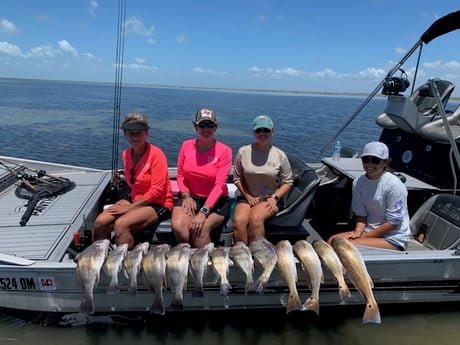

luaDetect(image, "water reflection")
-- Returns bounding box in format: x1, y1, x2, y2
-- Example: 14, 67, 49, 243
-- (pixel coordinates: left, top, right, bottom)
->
1, 304, 460, 345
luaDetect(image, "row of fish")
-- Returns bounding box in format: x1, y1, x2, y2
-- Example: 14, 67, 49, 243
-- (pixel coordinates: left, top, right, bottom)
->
75, 236, 381, 323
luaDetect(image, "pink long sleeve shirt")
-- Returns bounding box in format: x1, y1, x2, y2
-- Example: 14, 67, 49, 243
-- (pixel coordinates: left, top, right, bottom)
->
176, 139, 232, 208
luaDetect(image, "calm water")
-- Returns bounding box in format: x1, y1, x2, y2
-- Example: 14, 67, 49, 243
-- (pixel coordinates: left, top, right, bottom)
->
1, 78, 460, 344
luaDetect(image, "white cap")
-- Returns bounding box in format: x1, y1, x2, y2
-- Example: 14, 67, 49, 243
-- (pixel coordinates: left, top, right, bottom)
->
361, 141, 389, 160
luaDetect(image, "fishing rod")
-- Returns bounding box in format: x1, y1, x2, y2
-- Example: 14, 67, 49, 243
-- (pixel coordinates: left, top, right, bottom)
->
111, 0, 127, 185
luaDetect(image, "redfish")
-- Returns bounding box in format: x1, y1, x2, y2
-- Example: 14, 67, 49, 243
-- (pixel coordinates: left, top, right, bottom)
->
293, 240, 323, 315
312, 239, 351, 302
331, 237, 381, 324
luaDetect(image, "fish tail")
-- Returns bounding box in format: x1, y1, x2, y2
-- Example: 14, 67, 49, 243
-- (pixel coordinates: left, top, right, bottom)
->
127, 282, 137, 296
170, 297, 184, 312
106, 279, 120, 294
192, 286, 204, 298
303, 296, 320, 315
339, 283, 351, 301
246, 279, 266, 295
286, 291, 303, 314
79, 296, 95, 315
363, 300, 381, 324
220, 282, 232, 296
151, 294, 165, 315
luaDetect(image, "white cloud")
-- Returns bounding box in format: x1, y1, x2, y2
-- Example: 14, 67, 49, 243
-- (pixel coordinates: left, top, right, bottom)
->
0, 19, 20, 35
193, 67, 229, 76
0, 41, 23, 56
58, 40, 78, 57
28, 44, 57, 58
357, 67, 386, 80
88, 0, 98, 17
124, 62, 158, 72
125, 16, 155, 36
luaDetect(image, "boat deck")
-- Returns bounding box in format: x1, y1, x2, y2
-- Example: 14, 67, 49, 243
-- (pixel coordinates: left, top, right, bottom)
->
0, 169, 110, 262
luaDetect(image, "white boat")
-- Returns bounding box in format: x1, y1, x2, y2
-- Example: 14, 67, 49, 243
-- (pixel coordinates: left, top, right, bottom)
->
1, 10, 460, 326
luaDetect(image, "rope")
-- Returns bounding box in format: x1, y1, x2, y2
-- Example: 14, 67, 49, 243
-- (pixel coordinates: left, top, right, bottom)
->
111, 0, 127, 181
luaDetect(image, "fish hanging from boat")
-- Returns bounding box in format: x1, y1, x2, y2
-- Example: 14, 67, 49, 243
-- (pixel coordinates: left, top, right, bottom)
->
141, 243, 171, 315
166, 242, 191, 311
103, 243, 128, 294
229, 241, 254, 295
247, 236, 278, 294
331, 237, 381, 324
293, 240, 323, 315
189, 242, 214, 298
123, 242, 150, 295
75, 239, 110, 314
275, 240, 303, 314
210, 246, 232, 296
312, 239, 351, 302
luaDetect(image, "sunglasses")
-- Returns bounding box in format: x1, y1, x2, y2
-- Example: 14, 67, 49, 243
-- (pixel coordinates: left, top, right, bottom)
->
130, 168, 135, 184
255, 128, 271, 133
198, 122, 216, 129
361, 156, 382, 164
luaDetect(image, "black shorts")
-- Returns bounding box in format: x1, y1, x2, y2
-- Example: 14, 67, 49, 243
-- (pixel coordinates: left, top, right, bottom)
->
178, 195, 231, 220
122, 196, 171, 223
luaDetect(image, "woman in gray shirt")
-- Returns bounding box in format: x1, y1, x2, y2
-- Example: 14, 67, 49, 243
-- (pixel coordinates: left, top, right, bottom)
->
328, 141, 410, 250
232, 115, 293, 245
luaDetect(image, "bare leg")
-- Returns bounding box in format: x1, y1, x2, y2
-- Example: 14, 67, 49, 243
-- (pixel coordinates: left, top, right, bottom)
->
232, 203, 251, 244
114, 206, 159, 249
247, 202, 278, 244
171, 206, 193, 243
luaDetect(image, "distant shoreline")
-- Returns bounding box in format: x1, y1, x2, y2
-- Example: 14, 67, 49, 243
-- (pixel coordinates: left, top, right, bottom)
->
2, 76, 459, 101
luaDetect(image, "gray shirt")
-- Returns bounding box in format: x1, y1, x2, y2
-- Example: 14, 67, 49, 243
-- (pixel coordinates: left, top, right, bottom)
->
233, 144, 293, 198
352, 171, 410, 250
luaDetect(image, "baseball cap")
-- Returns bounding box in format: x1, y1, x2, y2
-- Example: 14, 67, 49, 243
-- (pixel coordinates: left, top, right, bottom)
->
253, 115, 273, 130
195, 108, 217, 124
361, 141, 389, 160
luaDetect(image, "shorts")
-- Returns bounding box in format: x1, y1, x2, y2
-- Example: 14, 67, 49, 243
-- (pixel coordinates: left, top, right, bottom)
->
122, 196, 171, 223
178, 195, 231, 220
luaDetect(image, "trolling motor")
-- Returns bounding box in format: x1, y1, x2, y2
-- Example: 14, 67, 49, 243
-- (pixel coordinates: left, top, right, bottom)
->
382, 69, 410, 95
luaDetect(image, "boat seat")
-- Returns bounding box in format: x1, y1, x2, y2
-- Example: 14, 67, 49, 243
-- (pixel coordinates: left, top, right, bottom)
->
418, 105, 460, 143
409, 193, 460, 250
376, 79, 455, 133
265, 156, 321, 232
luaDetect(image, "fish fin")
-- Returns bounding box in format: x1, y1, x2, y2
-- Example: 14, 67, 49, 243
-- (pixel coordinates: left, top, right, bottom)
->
286, 292, 303, 314
367, 275, 374, 288
303, 296, 320, 315
363, 301, 381, 324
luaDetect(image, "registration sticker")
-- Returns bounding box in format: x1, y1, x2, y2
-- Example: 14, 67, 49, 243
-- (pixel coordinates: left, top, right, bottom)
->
39, 277, 56, 291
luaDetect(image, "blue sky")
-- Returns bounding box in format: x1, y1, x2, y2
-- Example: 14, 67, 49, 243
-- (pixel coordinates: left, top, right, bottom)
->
1, 1, 459, 94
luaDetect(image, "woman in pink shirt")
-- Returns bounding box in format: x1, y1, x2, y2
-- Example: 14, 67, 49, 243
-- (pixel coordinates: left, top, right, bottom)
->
93, 112, 173, 249
172, 108, 232, 247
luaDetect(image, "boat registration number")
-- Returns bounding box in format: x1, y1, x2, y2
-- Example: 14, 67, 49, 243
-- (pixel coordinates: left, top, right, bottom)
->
0, 277, 36, 290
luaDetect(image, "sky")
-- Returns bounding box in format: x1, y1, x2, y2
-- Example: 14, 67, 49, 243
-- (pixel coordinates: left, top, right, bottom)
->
1, 1, 460, 95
